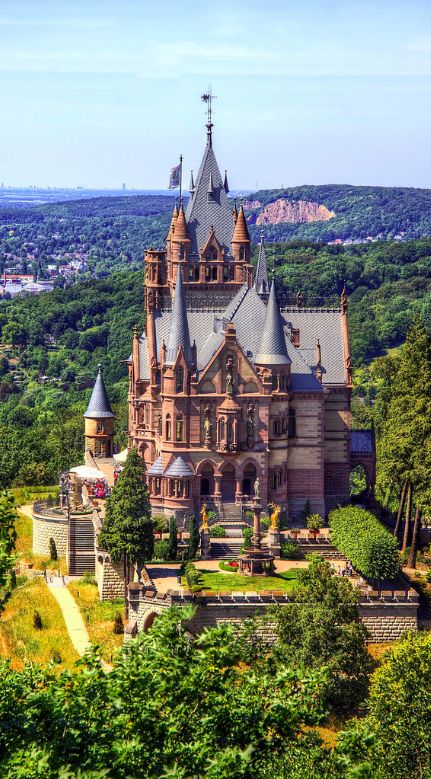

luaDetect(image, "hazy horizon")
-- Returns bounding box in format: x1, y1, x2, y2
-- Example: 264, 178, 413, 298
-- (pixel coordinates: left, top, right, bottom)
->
1, 0, 431, 189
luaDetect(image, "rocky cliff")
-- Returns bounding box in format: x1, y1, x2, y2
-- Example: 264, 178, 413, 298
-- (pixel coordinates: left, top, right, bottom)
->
249, 198, 335, 225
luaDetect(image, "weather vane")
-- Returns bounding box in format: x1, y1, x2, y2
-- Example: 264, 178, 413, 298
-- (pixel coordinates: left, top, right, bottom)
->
201, 88, 217, 136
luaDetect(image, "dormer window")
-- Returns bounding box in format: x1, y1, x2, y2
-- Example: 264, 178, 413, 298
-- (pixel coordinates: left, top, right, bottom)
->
206, 248, 217, 261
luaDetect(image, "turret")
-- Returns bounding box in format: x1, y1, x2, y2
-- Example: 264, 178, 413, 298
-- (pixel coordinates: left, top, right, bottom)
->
255, 280, 291, 366
254, 230, 269, 297
165, 268, 193, 366
84, 366, 115, 458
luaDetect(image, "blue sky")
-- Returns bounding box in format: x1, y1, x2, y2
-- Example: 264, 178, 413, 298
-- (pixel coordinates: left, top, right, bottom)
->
1, 0, 431, 189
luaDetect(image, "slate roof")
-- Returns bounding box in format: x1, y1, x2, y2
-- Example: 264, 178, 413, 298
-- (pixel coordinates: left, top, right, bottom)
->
84, 367, 114, 419
165, 269, 193, 365
350, 430, 374, 454
255, 281, 291, 365
134, 286, 346, 392
185, 137, 234, 258
164, 456, 194, 478
148, 455, 164, 475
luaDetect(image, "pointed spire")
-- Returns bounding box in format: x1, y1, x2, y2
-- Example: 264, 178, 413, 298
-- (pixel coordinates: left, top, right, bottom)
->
175, 203, 189, 241
255, 280, 290, 365
224, 170, 229, 194
254, 229, 269, 296
232, 202, 238, 224
165, 268, 192, 365
316, 338, 321, 365
341, 284, 348, 314
232, 204, 250, 243
84, 365, 115, 418
207, 172, 214, 198
189, 170, 195, 193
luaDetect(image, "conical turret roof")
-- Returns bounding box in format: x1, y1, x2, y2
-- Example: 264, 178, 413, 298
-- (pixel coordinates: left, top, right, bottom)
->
165, 269, 193, 365
175, 203, 189, 241
84, 366, 115, 418
232, 205, 250, 243
254, 231, 269, 295
255, 280, 291, 365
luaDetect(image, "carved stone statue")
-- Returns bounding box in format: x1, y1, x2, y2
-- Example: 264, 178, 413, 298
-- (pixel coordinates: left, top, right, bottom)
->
204, 404, 213, 444
225, 356, 234, 395
296, 290, 304, 307
60, 474, 71, 509
254, 477, 260, 499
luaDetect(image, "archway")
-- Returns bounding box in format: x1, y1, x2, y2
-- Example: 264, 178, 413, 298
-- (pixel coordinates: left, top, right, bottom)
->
200, 464, 215, 497
243, 463, 257, 496
350, 465, 369, 501
143, 611, 158, 632
220, 463, 236, 502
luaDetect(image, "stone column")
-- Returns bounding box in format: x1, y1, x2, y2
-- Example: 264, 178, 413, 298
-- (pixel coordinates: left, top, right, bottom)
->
214, 476, 221, 498
252, 502, 262, 550
235, 478, 242, 504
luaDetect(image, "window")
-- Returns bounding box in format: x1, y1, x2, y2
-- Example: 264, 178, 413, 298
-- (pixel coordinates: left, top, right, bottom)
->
227, 421, 233, 442
278, 471, 282, 486
211, 267, 217, 281
176, 414, 183, 442
239, 247, 246, 261
166, 415, 171, 440
273, 419, 281, 436
279, 374, 285, 391
271, 473, 277, 490
288, 408, 296, 438
176, 366, 184, 393
97, 421, 104, 433
271, 374, 277, 391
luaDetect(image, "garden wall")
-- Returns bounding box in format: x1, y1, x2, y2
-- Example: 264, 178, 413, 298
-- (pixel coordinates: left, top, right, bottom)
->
32, 509, 68, 557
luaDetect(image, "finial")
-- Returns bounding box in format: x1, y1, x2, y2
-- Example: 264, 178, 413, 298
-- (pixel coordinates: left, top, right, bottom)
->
260, 228, 264, 242
224, 170, 229, 194
316, 339, 321, 365
97, 363, 102, 373
189, 170, 195, 193
201, 87, 217, 146
133, 324, 139, 337
340, 284, 348, 314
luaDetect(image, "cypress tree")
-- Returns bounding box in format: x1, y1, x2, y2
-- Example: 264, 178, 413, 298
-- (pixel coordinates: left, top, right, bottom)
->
188, 515, 199, 559
167, 516, 178, 561
99, 448, 153, 616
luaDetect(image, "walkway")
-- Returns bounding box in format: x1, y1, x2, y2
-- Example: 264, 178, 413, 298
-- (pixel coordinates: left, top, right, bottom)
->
46, 576, 91, 656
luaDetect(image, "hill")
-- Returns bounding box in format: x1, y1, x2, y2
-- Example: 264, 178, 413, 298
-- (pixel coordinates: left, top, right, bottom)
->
245, 184, 431, 243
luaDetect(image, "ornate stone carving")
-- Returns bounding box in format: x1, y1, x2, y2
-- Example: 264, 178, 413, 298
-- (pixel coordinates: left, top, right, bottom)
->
203, 403, 213, 445
246, 402, 255, 448
225, 356, 234, 395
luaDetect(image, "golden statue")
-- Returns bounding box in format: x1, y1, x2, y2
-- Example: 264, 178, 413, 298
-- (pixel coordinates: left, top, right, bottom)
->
201, 503, 209, 531
269, 503, 281, 531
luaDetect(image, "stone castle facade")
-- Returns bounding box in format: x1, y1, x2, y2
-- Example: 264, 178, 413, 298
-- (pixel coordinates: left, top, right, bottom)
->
127, 118, 373, 520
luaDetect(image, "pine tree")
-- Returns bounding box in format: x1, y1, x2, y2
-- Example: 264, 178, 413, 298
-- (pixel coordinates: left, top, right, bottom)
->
167, 516, 178, 561
99, 448, 153, 616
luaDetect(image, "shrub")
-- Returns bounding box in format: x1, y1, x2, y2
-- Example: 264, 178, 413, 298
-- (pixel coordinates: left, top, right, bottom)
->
33, 610, 43, 630
219, 560, 239, 572
241, 527, 253, 553
184, 562, 203, 591
281, 542, 300, 560
167, 516, 178, 560
80, 572, 96, 585
49, 537, 58, 561
153, 540, 170, 560
260, 516, 270, 530
188, 515, 199, 559
329, 506, 401, 581
306, 514, 324, 533
152, 515, 168, 534
210, 524, 226, 538
113, 611, 124, 635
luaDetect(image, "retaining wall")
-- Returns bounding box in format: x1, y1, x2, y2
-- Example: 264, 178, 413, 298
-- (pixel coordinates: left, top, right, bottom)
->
33, 510, 68, 556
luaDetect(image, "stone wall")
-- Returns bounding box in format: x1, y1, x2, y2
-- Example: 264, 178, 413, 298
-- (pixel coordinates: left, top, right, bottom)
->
126, 586, 419, 644
33, 510, 68, 557
96, 553, 125, 600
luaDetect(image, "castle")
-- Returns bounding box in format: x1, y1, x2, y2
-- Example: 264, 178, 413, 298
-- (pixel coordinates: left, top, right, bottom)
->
126, 114, 374, 521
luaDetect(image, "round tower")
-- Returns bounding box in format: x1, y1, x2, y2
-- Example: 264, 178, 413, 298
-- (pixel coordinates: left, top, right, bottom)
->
83, 365, 115, 458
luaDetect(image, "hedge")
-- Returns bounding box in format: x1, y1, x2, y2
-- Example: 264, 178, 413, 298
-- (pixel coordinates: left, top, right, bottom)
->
329, 506, 401, 581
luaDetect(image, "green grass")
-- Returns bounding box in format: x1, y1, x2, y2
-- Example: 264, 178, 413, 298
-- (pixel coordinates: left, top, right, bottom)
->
0, 578, 79, 670
67, 580, 124, 662
11, 485, 59, 507
182, 569, 299, 593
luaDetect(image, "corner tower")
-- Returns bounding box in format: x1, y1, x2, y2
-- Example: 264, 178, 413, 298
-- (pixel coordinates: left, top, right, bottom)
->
84, 366, 115, 458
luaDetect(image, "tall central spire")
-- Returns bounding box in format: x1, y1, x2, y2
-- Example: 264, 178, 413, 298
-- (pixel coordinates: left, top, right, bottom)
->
201, 88, 216, 147
165, 268, 192, 365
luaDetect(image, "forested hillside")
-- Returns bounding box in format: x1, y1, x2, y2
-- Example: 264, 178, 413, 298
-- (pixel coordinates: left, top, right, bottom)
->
246, 184, 431, 243
1, 237, 431, 488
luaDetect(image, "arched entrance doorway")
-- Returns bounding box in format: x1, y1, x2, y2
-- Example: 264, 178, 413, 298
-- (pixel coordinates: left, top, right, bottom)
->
243, 464, 257, 497
220, 463, 236, 502
200, 465, 215, 497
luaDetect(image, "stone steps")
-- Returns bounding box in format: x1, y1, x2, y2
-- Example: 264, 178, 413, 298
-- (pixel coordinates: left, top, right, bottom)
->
210, 541, 243, 559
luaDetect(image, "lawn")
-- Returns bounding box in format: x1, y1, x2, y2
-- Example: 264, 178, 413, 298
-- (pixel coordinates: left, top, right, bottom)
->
0, 578, 79, 670
67, 580, 124, 662
183, 569, 299, 593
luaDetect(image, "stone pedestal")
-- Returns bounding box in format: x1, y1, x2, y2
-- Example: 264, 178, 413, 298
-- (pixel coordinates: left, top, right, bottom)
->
268, 529, 281, 559
200, 529, 211, 560
238, 500, 275, 576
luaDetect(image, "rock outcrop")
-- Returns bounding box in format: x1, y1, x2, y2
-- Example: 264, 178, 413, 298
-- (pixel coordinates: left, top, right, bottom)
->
253, 198, 335, 225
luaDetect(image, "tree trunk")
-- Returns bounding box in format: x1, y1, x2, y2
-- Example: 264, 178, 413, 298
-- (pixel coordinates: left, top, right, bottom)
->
401, 482, 412, 553
394, 481, 407, 539
123, 555, 129, 620
408, 507, 422, 569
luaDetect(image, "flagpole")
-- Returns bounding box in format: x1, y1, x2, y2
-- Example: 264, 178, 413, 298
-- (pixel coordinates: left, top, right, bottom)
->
179, 155, 183, 203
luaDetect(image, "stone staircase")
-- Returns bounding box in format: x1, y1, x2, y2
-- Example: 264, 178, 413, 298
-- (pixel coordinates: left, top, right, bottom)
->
68, 516, 95, 576
210, 503, 249, 558
210, 540, 244, 559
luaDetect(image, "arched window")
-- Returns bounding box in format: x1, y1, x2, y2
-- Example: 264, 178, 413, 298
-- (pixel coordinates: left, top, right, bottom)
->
271, 473, 277, 490
176, 414, 183, 442
97, 420, 104, 433
220, 419, 225, 440
176, 366, 184, 393
288, 408, 296, 438
166, 414, 171, 441
227, 421, 233, 442
271, 374, 277, 391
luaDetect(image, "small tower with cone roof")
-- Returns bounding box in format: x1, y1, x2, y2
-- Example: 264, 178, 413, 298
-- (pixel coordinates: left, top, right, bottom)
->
84, 366, 115, 459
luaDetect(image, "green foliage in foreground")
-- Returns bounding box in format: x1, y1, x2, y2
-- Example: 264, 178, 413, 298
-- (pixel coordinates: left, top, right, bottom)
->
329, 506, 401, 581
0, 493, 17, 612
0, 606, 330, 779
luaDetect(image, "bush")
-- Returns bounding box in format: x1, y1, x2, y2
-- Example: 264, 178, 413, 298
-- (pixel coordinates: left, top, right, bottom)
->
306, 514, 324, 533
152, 514, 168, 534
153, 540, 170, 560
33, 610, 43, 630
219, 560, 239, 571
49, 537, 58, 561
80, 572, 96, 585
329, 506, 401, 581
281, 542, 300, 560
241, 526, 253, 553
184, 562, 203, 591
209, 524, 226, 538
260, 516, 270, 530
113, 611, 124, 635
